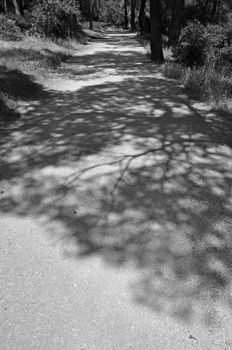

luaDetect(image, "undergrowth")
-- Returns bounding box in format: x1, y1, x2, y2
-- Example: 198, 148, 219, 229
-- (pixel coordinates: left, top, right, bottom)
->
164, 20, 232, 114
0, 14, 23, 41
163, 61, 232, 114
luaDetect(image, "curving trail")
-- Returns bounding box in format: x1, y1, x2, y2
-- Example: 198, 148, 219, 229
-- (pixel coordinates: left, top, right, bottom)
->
1, 28, 232, 350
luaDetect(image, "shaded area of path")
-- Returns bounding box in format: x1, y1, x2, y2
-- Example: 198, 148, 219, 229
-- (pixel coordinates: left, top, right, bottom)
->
1, 29, 232, 349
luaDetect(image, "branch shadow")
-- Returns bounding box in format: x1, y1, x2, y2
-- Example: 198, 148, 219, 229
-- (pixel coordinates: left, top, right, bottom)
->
1, 34, 232, 327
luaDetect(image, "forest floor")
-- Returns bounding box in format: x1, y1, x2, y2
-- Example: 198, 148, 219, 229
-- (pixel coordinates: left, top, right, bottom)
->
1, 28, 232, 350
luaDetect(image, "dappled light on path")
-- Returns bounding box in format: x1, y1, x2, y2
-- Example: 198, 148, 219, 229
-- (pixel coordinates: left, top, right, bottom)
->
1, 29, 232, 333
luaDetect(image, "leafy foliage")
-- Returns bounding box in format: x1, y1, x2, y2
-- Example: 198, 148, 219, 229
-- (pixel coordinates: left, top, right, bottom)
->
174, 20, 207, 67
175, 19, 232, 70
205, 23, 232, 70
0, 14, 23, 41
98, 0, 124, 25
31, 0, 80, 38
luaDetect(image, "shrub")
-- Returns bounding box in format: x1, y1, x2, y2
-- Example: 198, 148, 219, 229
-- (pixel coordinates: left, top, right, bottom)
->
0, 14, 23, 41
15, 15, 32, 31
31, 0, 80, 38
205, 24, 232, 71
99, 1, 124, 26
174, 21, 207, 67
175, 20, 232, 72
171, 18, 232, 111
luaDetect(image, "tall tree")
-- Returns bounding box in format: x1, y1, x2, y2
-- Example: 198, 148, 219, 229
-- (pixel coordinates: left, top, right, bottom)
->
150, 0, 164, 63
124, 0, 129, 29
169, 0, 184, 46
3, 0, 8, 12
138, 0, 147, 33
12, 0, 24, 16
210, 0, 220, 22
88, 0, 93, 29
131, 0, 136, 30
1, 0, 24, 15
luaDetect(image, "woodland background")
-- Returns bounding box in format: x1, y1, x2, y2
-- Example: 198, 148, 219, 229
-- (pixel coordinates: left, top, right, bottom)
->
0, 0, 232, 115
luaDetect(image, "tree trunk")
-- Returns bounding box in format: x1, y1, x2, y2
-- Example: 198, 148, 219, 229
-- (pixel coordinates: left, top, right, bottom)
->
215, 0, 223, 22
124, 0, 129, 29
89, 0, 93, 29
69, 14, 78, 37
4, 0, 7, 13
95, 0, 101, 20
168, 0, 184, 46
12, 0, 24, 16
138, 0, 146, 33
131, 0, 136, 31
210, 0, 219, 22
150, 0, 164, 63
89, 17, 93, 30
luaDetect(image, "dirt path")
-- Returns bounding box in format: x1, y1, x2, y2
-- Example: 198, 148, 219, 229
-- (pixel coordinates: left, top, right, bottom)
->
1, 29, 232, 350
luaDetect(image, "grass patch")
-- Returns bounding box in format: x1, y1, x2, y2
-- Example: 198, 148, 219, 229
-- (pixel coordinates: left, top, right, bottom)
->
0, 36, 84, 75
182, 67, 206, 98
0, 13, 88, 121
0, 47, 68, 72
163, 62, 232, 114
163, 62, 184, 80
0, 33, 86, 119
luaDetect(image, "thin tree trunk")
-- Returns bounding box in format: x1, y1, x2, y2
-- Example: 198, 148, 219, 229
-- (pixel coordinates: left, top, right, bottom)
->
12, 0, 24, 16
202, 0, 211, 22
131, 0, 136, 31
124, 0, 129, 29
168, 0, 184, 46
89, 17, 93, 30
210, 0, 219, 22
89, 0, 93, 29
138, 0, 146, 33
150, 0, 164, 63
215, 0, 223, 22
4, 0, 7, 13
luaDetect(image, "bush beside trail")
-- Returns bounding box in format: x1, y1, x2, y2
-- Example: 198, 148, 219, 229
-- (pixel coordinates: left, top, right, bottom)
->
175, 20, 232, 70
0, 14, 23, 41
164, 19, 232, 114
31, 0, 81, 39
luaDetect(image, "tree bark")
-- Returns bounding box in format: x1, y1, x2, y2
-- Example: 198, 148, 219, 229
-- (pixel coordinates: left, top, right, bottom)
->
168, 0, 184, 46
150, 0, 164, 63
89, 0, 93, 30
12, 0, 24, 16
124, 0, 129, 29
131, 0, 136, 31
138, 0, 146, 33
4, 0, 8, 13
210, 0, 219, 22
215, 0, 223, 22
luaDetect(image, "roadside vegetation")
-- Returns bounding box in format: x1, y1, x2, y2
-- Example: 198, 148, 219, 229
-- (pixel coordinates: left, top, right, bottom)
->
0, 0, 91, 119
162, 3, 232, 116
1, 0, 232, 119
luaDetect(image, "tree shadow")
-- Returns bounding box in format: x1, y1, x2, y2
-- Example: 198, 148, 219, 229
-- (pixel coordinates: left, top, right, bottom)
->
0, 65, 45, 100
0, 65, 46, 146
0, 34, 232, 327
